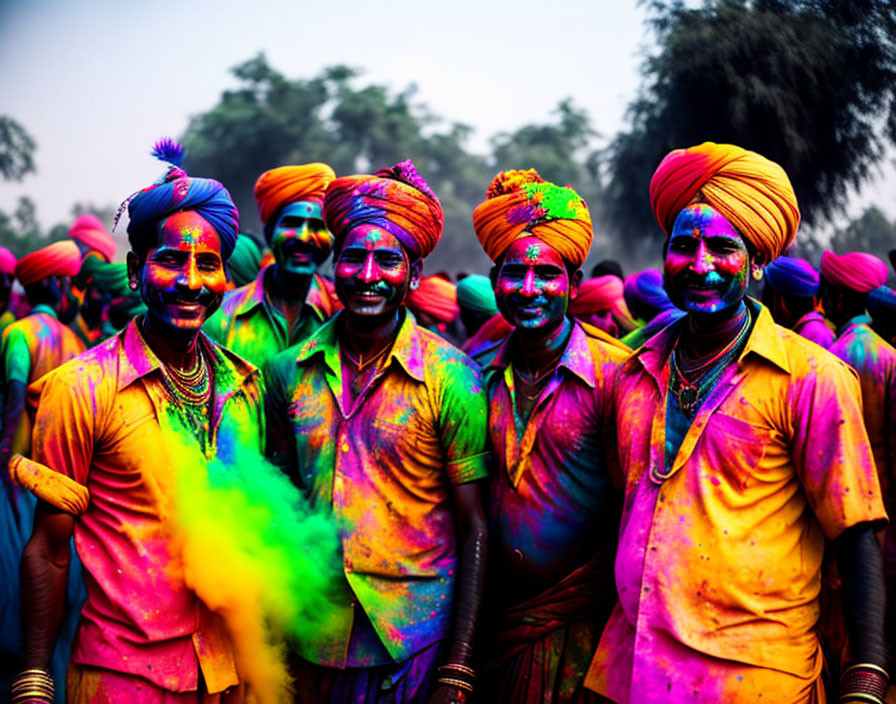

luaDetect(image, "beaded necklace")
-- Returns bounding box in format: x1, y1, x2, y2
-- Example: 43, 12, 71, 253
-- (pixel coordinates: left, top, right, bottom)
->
159, 342, 214, 450
670, 309, 752, 417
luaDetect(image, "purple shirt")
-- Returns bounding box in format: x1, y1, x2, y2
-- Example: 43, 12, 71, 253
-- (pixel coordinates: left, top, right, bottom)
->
792, 310, 834, 349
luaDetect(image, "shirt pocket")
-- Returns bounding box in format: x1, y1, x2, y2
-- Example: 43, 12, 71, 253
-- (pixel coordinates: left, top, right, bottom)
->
700, 412, 772, 490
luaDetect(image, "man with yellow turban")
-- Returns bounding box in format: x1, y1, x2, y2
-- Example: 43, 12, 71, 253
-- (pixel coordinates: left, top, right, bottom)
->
204, 162, 340, 368
820, 250, 896, 686
469, 169, 628, 703
264, 160, 489, 704
585, 143, 889, 704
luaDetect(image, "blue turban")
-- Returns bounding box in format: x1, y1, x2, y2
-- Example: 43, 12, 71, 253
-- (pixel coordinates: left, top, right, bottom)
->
868, 285, 896, 314
764, 256, 819, 298
623, 269, 675, 316
456, 275, 498, 316
125, 140, 239, 261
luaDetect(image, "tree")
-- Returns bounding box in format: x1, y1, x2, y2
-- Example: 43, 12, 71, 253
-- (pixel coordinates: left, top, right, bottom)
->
827, 206, 896, 285
0, 116, 36, 182
603, 0, 896, 258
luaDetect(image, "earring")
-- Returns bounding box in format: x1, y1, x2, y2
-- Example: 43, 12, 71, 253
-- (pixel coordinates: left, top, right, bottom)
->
129, 280, 138, 290
410, 280, 419, 290
752, 267, 764, 281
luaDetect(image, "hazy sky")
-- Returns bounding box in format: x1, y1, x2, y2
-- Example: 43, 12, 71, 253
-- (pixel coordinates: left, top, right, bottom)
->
2, 0, 894, 242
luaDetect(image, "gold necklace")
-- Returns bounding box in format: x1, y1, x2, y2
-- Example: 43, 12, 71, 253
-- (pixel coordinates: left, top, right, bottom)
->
342, 343, 390, 372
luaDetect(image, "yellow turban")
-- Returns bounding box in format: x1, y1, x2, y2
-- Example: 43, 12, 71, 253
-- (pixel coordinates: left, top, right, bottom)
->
254, 163, 336, 225
472, 169, 593, 267
649, 142, 800, 263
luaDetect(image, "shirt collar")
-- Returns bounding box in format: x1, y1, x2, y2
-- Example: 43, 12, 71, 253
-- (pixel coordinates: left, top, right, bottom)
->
234, 265, 325, 324
31, 304, 58, 319
117, 317, 258, 392
293, 308, 426, 383
483, 319, 596, 389
634, 297, 791, 383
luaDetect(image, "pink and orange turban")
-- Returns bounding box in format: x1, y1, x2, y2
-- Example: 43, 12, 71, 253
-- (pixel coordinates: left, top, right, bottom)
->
569, 275, 636, 330
0, 247, 17, 275
15, 240, 82, 286
820, 251, 889, 293
254, 163, 336, 225
649, 142, 800, 263
407, 275, 459, 324
472, 169, 592, 267
69, 214, 116, 262
323, 160, 443, 260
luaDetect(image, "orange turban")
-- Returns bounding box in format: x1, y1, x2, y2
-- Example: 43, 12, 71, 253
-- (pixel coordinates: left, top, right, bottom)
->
472, 169, 592, 267
820, 251, 889, 293
15, 240, 82, 286
254, 163, 336, 225
0, 247, 16, 275
69, 214, 116, 262
323, 160, 444, 260
649, 142, 800, 263
407, 275, 459, 324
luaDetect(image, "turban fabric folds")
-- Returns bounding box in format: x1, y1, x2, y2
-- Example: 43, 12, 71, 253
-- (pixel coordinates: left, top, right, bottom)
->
569, 275, 636, 330
323, 160, 443, 260
820, 251, 889, 294
764, 256, 820, 298
649, 142, 800, 264
227, 235, 264, 288
125, 140, 240, 261
407, 275, 459, 324
69, 214, 117, 262
623, 269, 675, 316
0, 247, 17, 275
868, 286, 896, 313
472, 169, 592, 267
456, 275, 498, 316
254, 163, 336, 225
15, 240, 82, 286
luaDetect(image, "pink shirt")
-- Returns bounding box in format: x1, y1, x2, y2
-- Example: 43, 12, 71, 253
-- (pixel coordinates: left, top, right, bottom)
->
29, 320, 264, 693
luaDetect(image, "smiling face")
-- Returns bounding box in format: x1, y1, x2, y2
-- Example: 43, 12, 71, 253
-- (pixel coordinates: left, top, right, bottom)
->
133, 211, 228, 332
494, 236, 576, 332
333, 224, 419, 319
269, 200, 333, 276
664, 203, 751, 316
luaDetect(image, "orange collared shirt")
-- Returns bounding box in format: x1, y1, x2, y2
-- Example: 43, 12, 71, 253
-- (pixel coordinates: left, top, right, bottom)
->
586, 301, 887, 704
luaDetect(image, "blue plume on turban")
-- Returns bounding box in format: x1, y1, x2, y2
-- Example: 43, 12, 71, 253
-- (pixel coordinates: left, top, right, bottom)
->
125, 140, 239, 260
764, 256, 819, 298
868, 285, 896, 313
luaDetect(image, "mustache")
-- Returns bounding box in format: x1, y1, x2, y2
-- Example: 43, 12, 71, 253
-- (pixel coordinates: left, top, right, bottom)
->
161, 286, 219, 305
682, 271, 726, 288
346, 281, 393, 296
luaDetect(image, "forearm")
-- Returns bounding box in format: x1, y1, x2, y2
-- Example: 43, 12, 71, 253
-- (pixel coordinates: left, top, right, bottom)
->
20, 525, 71, 669
835, 522, 889, 702
1, 379, 26, 449
446, 521, 487, 666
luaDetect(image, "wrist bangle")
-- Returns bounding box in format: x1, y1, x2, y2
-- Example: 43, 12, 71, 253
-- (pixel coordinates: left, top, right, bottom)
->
437, 676, 474, 693
438, 663, 476, 679
839, 662, 889, 704
10, 668, 54, 704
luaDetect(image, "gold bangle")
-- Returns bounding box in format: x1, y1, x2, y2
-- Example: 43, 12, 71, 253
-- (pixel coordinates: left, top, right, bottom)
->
10, 691, 54, 703
437, 676, 474, 693
438, 663, 476, 678
839, 695, 885, 704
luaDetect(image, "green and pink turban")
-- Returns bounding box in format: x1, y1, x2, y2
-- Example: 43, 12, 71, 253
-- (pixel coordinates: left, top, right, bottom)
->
69, 214, 117, 262
472, 169, 593, 267
650, 142, 800, 263
323, 160, 444, 260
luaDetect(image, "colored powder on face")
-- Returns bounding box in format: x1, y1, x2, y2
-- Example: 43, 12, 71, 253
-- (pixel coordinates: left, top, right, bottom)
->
152, 428, 342, 704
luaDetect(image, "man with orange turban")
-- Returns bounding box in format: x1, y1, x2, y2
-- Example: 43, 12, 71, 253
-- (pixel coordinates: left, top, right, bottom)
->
820, 250, 896, 685
205, 162, 340, 368
406, 273, 460, 340
264, 160, 489, 704
470, 169, 628, 704
585, 143, 889, 704
0, 240, 86, 700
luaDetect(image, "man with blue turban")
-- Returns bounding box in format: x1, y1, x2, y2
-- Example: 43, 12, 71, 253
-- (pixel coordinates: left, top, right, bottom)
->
13, 140, 264, 703
761, 255, 833, 348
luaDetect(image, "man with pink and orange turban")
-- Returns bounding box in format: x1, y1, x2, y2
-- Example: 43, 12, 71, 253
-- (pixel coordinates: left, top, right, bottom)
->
0, 240, 86, 699
586, 143, 888, 704
264, 160, 489, 704
205, 162, 340, 368
67, 214, 118, 348
406, 273, 460, 340
469, 168, 628, 704
821, 250, 896, 676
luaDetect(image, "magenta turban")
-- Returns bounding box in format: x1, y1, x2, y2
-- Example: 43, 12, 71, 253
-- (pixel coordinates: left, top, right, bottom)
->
820, 251, 889, 293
